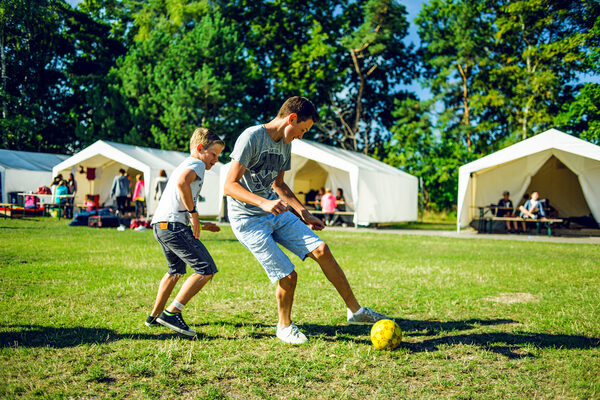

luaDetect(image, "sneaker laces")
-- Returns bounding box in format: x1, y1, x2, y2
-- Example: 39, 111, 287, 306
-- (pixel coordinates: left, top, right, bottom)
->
175, 313, 188, 328
288, 323, 302, 338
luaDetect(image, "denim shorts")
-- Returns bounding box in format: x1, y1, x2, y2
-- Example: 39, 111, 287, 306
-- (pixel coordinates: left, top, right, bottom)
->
153, 222, 218, 276
229, 211, 323, 283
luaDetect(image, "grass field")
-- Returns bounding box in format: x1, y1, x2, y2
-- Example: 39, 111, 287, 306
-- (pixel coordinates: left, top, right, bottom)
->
1, 217, 599, 399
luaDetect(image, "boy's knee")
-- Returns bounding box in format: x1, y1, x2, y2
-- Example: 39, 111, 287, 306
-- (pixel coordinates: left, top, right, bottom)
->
167, 273, 182, 281
280, 270, 297, 285
311, 243, 332, 260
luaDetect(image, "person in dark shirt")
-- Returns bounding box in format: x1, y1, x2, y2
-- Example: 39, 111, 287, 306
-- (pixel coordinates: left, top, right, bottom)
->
497, 191, 518, 233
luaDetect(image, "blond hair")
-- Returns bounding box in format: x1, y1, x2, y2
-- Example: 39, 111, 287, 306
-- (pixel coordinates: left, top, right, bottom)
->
190, 127, 225, 153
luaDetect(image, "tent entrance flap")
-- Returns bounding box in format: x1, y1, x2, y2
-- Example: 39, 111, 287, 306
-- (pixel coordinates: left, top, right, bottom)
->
525, 155, 591, 218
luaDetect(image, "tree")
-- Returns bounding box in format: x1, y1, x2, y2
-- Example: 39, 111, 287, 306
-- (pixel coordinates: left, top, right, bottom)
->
385, 97, 474, 211
494, 0, 589, 140
0, 0, 75, 152
116, 9, 252, 151
554, 0, 600, 144
416, 0, 497, 154
326, 0, 416, 154
221, 0, 416, 155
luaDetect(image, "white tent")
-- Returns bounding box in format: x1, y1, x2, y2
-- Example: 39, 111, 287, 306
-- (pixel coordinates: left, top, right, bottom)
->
0, 149, 68, 203
457, 129, 600, 231
52, 140, 222, 217
219, 140, 418, 225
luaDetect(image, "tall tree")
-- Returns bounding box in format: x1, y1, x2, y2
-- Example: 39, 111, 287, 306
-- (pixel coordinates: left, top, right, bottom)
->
416, 0, 496, 154
221, 0, 416, 155
116, 8, 252, 151
494, 0, 589, 140
554, 0, 600, 144
0, 0, 75, 152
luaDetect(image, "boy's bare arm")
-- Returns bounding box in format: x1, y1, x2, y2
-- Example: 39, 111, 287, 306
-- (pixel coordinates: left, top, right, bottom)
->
223, 161, 288, 216
176, 169, 204, 238
273, 172, 324, 230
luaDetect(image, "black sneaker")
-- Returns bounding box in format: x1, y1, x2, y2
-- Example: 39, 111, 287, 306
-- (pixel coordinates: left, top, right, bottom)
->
156, 312, 196, 337
145, 315, 159, 327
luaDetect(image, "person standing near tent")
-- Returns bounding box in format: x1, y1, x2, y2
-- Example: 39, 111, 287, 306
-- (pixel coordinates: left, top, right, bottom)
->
320, 188, 337, 226
154, 170, 168, 202
146, 127, 224, 336
133, 174, 146, 218
111, 169, 130, 215
55, 179, 69, 217
224, 96, 389, 345
66, 173, 77, 219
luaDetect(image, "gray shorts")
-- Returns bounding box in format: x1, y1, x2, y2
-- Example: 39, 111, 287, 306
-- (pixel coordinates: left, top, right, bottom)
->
229, 211, 323, 283
153, 222, 218, 276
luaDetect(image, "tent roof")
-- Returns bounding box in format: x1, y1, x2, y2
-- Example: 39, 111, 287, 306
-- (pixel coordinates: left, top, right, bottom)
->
53, 140, 192, 173
0, 148, 68, 171
292, 140, 416, 180
459, 129, 600, 175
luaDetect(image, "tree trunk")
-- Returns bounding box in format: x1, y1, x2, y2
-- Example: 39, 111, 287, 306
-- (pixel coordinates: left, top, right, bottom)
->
1, 24, 6, 119
457, 61, 471, 152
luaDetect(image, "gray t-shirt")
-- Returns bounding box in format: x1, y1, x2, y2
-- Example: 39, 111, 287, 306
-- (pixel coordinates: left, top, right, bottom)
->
151, 157, 205, 225
227, 125, 291, 217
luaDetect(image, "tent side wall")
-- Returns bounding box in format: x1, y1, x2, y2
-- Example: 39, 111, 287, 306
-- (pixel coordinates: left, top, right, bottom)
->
357, 170, 418, 224
4, 169, 55, 202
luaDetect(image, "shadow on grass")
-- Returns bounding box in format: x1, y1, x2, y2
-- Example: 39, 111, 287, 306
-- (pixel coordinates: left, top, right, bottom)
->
402, 331, 600, 359
397, 318, 517, 336
2, 321, 598, 359
0, 325, 198, 348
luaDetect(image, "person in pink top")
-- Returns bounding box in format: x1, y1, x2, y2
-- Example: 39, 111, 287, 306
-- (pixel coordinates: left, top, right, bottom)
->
320, 188, 337, 226
134, 173, 146, 218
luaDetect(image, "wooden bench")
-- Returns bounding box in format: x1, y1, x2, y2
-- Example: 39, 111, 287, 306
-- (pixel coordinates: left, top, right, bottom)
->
488, 216, 563, 236
0, 203, 23, 219
309, 210, 356, 227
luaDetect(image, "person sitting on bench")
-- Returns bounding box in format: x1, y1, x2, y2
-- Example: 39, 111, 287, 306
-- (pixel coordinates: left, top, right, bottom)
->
518, 191, 545, 232
496, 190, 519, 233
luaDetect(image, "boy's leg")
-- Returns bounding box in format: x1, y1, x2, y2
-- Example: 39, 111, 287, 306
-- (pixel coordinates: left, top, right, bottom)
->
150, 273, 181, 317
306, 243, 360, 313
151, 223, 218, 336
276, 271, 297, 327
167, 273, 214, 313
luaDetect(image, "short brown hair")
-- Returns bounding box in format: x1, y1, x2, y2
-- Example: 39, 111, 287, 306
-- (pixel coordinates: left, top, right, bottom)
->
190, 127, 225, 153
277, 96, 320, 123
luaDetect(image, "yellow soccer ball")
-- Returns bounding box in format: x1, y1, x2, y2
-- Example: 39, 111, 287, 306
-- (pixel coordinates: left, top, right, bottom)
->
370, 319, 402, 350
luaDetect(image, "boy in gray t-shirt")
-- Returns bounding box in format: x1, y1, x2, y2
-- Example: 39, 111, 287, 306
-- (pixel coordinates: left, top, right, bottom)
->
224, 96, 390, 344
146, 128, 224, 337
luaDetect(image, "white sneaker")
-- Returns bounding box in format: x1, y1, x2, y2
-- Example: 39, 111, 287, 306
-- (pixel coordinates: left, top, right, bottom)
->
347, 307, 389, 325
276, 322, 308, 344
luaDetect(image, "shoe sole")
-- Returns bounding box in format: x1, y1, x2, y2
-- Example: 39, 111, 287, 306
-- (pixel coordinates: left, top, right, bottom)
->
156, 318, 196, 337
276, 334, 307, 344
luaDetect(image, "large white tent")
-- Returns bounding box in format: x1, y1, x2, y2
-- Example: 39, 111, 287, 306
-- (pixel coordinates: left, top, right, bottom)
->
52, 140, 222, 217
457, 129, 600, 231
0, 149, 68, 203
219, 139, 418, 225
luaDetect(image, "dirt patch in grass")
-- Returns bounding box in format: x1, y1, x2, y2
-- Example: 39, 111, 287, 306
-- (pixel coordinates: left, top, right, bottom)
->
482, 292, 539, 304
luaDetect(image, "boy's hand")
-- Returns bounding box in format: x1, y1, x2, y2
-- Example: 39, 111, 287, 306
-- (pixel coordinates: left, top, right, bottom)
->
202, 222, 220, 232
301, 210, 325, 231
190, 216, 202, 239
261, 199, 289, 216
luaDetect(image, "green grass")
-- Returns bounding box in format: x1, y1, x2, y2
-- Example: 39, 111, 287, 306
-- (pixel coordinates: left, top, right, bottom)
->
1, 217, 599, 399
